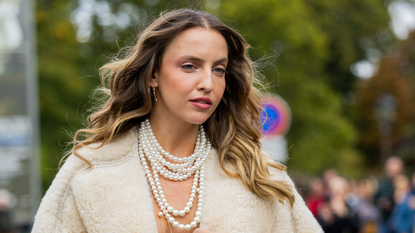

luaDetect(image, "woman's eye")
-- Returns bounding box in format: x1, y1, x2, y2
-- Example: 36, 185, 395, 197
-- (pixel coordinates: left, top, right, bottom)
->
182, 64, 195, 70
213, 68, 226, 75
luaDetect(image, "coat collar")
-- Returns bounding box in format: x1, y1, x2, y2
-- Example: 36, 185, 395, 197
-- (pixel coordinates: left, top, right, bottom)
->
77, 126, 139, 162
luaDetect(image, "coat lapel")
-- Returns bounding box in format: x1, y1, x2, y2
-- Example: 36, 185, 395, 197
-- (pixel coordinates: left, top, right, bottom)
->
200, 150, 276, 233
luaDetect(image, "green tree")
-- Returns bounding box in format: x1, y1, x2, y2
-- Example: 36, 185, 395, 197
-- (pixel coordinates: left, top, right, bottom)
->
305, 0, 392, 94
354, 31, 415, 172
37, 0, 93, 188
217, 0, 392, 175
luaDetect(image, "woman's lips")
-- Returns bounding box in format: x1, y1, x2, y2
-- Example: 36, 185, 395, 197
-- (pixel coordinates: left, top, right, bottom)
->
190, 97, 212, 110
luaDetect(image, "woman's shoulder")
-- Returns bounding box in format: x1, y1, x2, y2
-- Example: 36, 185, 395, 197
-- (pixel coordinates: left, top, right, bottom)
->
268, 166, 291, 183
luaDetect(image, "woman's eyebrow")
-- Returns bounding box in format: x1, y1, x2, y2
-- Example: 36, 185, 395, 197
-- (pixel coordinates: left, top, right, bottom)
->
213, 57, 228, 65
180, 55, 205, 63
179, 56, 228, 64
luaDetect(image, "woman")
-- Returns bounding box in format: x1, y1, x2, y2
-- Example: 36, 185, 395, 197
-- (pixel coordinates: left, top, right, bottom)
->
32, 9, 322, 233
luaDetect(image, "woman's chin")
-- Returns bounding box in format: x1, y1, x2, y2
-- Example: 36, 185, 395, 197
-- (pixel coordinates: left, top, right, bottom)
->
186, 115, 211, 126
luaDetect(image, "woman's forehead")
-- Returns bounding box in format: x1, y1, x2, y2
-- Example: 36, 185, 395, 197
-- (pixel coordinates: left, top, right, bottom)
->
163, 27, 228, 61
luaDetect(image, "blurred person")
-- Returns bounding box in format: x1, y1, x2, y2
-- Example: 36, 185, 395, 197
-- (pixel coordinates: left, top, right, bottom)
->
31, 9, 322, 233
356, 178, 380, 233
374, 156, 404, 233
317, 176, 360, 233
306, 177, 328, 218
412, 173, 415, 193
389, 174, 415, 233
346, 179, 360, 211
323, 169, 339, 198
323, 169, 338, 185
0, 189, 14, 233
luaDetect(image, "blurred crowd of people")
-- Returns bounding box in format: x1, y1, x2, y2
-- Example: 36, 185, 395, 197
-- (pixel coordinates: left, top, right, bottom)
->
306, 156, 415, 233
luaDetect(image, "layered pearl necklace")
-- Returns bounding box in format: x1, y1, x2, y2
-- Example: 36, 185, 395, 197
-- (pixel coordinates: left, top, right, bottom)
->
138, 119, 211, 230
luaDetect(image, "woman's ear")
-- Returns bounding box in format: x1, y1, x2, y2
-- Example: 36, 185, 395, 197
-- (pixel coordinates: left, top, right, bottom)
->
150, 71, 159, 87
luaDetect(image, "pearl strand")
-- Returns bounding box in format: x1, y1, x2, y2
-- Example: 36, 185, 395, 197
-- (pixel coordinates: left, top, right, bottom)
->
144, 119, 201, 162
138, 120, 210, 230
145, 119, 201, 161
140, 120, 209, 181
138, 141, 207, 230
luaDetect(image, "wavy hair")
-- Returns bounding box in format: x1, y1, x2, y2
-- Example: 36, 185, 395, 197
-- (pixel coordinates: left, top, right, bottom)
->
70, 9, 294, 206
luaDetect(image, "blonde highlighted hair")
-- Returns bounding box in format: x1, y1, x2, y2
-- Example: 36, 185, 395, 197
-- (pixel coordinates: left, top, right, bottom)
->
70, 9, 294, 206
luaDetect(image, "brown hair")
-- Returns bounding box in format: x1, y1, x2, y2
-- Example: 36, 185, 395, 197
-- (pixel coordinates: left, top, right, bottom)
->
70, 9, 294, 205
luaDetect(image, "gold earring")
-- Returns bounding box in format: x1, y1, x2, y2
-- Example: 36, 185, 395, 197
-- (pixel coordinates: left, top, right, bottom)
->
153, 87, 157, 102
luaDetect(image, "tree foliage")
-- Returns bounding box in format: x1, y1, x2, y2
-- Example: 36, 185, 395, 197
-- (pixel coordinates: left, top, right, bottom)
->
354, 31, 415, 172
37, 0, 80, 188
217, 0, 390, 176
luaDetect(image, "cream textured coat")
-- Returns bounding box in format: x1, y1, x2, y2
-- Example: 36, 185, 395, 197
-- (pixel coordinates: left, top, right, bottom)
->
32, 128, 323, 233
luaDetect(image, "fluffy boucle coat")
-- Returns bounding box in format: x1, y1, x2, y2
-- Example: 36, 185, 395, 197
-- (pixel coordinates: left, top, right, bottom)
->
32, 128, 323, 233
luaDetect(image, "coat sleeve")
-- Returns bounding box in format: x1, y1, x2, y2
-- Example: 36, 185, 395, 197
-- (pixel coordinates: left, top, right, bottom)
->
32, 155, 87, 233
290, 185, 323, 232
286, 172, 323, 233
270, 169, 323, 233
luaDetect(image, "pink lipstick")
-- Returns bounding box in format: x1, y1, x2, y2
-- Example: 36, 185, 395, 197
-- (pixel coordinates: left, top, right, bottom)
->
190, 97, 212, 110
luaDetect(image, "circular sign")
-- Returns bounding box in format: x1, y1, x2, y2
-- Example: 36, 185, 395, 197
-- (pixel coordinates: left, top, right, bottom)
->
260, 95, 291, 138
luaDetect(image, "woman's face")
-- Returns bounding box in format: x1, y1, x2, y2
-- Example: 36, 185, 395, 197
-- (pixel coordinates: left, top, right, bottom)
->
151, 27, 228, 125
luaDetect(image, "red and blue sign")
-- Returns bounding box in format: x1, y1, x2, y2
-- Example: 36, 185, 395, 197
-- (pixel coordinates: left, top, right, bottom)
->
260, 95, 291, 138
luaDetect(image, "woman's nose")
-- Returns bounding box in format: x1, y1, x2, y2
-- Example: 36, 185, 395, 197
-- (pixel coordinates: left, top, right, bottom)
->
197, 69, 214, 92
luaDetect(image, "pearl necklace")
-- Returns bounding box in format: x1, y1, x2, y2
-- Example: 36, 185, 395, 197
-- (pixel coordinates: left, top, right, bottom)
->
138, 119, 211, 230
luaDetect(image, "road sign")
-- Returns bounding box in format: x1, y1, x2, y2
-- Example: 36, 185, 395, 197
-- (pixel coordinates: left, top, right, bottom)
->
260, 95, 291, 138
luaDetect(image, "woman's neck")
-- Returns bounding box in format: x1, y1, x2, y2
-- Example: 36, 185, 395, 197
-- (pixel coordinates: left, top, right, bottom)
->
148, 115, 200, 158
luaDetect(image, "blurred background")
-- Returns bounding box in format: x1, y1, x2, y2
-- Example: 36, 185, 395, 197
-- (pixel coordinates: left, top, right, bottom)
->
0, 0, 415, 232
